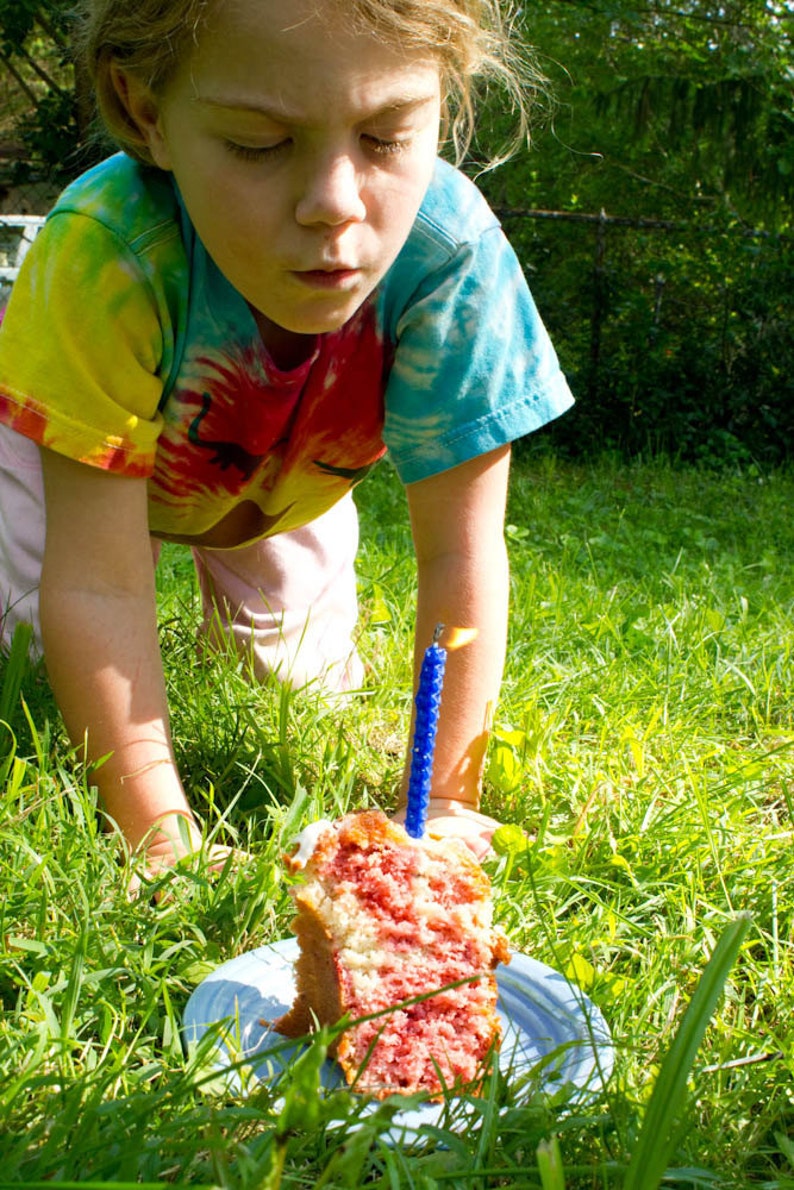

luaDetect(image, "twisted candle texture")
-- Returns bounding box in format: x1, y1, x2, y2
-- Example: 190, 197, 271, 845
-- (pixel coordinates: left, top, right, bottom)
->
405, 641, 447, 838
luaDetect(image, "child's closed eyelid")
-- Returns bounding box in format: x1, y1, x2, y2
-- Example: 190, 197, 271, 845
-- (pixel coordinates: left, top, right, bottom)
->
361, 123, 422, 154
361, 133, 411, 156
223, 138, 292, 162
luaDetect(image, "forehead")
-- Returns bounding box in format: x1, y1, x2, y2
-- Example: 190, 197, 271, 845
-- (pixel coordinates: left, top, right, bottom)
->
180, 0, 442, 120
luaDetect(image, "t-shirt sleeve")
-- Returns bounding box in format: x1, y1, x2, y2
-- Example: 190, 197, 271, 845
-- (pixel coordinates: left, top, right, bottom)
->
0, 211, 167, 475
382, 221, 574, 485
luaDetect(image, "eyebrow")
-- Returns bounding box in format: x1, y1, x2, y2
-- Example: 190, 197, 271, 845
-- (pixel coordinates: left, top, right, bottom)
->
193, 92, 439, 124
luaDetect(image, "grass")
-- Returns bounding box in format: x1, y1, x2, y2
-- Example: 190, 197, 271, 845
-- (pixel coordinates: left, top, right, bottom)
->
1, 452, 793, 1187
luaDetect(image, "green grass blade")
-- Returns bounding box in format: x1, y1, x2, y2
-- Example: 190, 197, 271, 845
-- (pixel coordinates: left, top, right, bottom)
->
10, 1184, 221, 1189
0, 621, 33, 731
60, 915, 89, 1049
537, 1136, 567, 1189
623, 913, 752, 1190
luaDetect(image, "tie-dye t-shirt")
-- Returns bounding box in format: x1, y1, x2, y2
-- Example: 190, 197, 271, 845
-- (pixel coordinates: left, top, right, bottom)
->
0, 154, 573, 549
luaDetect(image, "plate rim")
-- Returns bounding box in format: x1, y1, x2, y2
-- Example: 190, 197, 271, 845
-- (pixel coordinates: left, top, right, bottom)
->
183, 936, 614, 1106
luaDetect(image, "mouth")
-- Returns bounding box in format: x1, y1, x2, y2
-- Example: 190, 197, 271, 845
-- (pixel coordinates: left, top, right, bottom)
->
291, 266, 362, 291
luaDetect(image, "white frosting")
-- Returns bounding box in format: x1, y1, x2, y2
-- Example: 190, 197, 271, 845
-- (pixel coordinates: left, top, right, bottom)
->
288, 813, 474, 874
289, 818, 334, 869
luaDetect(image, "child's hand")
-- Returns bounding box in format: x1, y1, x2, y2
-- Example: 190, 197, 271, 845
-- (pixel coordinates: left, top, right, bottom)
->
393, 799, 503, 861
127, 813, 250, 897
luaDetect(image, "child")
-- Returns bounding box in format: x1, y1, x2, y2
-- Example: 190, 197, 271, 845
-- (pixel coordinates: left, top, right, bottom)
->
0, 0, 573, 874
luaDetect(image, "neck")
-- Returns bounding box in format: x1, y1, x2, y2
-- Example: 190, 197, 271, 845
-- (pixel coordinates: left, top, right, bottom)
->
250, 307, 316, 370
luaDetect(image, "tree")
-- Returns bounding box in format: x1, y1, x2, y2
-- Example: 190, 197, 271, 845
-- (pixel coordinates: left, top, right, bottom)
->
0, 0, 90, 179
474, 1, 794, 464
504, 0, 794, 229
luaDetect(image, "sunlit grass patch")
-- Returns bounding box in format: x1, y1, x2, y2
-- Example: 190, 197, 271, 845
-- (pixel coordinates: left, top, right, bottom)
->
2, 456, 794, 1186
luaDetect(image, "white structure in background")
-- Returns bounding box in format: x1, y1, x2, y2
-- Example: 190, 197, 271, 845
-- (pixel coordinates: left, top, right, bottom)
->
0, 215, 45, 309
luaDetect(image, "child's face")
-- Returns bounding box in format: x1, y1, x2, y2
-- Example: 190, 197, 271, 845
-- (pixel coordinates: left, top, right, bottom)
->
122, 0, 442, 345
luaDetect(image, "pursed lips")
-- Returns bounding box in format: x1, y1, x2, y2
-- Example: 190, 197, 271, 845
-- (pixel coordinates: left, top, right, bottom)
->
296, 259, 359, 271
291, 264, 363, 288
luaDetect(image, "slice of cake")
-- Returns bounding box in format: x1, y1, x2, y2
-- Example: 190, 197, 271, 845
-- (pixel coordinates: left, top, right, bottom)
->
274, 809, 509, 1098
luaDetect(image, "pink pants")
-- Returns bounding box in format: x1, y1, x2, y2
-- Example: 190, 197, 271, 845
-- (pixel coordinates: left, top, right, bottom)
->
0, 422, 363, 694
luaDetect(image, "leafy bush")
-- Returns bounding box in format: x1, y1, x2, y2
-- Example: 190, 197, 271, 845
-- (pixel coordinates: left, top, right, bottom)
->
501, 211, 794, 466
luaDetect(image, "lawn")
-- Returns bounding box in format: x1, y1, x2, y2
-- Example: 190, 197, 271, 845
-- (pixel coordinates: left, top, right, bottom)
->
1, 452, 793, 1187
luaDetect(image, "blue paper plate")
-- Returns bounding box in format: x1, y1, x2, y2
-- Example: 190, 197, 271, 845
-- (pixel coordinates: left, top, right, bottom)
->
183, 938, 613, 1132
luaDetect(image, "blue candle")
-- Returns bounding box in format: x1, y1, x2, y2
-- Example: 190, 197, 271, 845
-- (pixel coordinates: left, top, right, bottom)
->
405, 626, 447, 839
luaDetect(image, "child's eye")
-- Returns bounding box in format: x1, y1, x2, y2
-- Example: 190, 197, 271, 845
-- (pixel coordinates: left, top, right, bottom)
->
362, 134, 410, 158
224, 140, 291, 162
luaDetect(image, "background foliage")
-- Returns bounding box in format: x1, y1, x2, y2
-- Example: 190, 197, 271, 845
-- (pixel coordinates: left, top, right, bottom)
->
475, 0, 794, 466
0, 0, 792, 465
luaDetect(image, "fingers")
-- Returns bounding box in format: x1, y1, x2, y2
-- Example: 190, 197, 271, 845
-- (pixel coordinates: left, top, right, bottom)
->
425, 809, 498, 860
126, 840, 251, 900
392, 800, 506, 860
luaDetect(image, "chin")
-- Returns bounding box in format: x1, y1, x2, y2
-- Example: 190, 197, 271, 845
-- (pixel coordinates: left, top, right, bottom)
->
289, 304, 370, 336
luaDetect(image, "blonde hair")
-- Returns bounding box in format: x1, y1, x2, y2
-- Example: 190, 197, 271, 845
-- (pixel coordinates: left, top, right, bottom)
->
75, 0, 543, 169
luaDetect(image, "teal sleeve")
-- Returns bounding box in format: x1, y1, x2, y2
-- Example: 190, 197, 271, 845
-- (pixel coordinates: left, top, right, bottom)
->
381, 165, 574, 485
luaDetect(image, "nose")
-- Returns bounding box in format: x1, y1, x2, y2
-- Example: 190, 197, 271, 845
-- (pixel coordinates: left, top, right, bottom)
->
295, 150, 367, 228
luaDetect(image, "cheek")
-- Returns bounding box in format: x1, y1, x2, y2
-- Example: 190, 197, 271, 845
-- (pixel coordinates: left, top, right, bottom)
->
375, 163, 435, 230
185, 183, 281, 276
173, 147, 259, 222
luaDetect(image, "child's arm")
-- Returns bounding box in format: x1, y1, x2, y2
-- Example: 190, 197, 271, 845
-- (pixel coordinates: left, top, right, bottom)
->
38, 448, 214, 871
402, 443, 512, 855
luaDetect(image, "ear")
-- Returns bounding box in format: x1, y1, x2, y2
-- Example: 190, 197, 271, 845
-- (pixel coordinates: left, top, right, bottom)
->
109, 62, 173, 170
